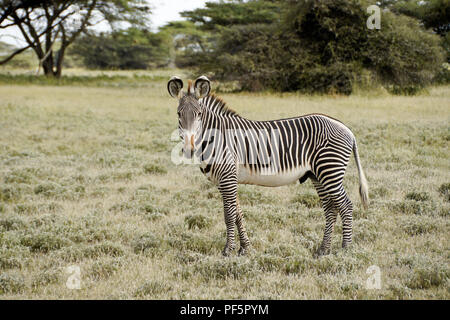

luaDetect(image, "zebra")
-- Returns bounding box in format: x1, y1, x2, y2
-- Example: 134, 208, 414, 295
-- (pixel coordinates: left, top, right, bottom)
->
167, 75, 369, 257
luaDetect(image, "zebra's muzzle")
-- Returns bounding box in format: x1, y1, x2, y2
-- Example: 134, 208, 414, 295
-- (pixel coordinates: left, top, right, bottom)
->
182, 134, 195, 159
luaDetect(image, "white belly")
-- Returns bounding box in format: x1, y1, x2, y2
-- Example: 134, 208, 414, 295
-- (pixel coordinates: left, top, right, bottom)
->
237, 165, 310, 187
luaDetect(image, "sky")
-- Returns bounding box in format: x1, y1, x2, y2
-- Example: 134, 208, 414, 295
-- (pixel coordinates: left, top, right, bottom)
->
149, 0, 208, 31
0, 0, 209, 46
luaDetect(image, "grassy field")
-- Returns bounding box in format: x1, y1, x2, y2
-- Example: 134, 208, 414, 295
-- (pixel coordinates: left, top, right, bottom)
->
0, 71, 449, 299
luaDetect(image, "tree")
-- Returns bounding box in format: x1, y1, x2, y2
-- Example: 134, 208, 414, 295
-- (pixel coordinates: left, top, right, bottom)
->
379, 0, 450, 62
180, 0, 282, 30
159, 20, 212, 68
178, 0, 282, 73
70, 27, 171, 69
0, 0, 150, 77
182, 0, 444, 94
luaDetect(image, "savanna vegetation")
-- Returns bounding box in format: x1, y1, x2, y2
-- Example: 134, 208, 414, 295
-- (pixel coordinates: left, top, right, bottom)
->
0, 70, 448, 299
0, 0, 448, 300
1, 0, 449, 93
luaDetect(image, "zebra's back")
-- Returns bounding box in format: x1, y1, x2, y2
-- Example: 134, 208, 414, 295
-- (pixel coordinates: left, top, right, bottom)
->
228, 114, 355, 187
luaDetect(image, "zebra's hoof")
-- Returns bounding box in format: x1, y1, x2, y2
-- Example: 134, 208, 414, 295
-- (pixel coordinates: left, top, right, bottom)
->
314, 247, 330, 258
222, 246, 235, 257
342, 242, 352, 249
238, 247, 249, 256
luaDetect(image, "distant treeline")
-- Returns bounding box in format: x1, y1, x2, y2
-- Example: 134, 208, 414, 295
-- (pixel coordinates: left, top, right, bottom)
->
49, 1, 450, 93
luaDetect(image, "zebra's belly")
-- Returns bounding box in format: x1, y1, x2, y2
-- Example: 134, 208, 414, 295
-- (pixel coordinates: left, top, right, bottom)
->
237, 165, 311, 187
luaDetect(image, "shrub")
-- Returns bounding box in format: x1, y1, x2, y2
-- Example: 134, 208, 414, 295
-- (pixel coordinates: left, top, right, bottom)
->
0, 247, 29, 269
0, 273, 26, 294
186, 0, 444, 94
392, 200, 438, 216
402, 219, 437, 236
134, 280, 172, 298
71, 28, 171, 70
88, 258, 123, 280
407, 266, 449, 289
438, 182, 450, 202
20, 232, 71, 252
405, 191, 431, 202
193, 257, 257, 281
32, 270, 60, 289
143, 163, 167, 175
0, 216, 27, 231
133, 233, 161, 254
291, 193, 321, 208
185, 214, 211, 230
83, 242, 126, 258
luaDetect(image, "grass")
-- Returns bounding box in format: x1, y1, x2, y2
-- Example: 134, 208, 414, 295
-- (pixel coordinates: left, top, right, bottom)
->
0, 70, 448, 299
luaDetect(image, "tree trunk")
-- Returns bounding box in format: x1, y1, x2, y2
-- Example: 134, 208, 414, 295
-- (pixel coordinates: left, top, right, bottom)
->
55, 46, 66, 78
41, 55, 55, 77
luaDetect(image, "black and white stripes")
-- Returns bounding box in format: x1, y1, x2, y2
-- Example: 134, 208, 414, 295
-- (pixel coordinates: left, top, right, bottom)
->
168, 76, 369, 257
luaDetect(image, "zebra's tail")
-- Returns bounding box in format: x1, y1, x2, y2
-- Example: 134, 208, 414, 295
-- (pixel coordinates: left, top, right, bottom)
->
353, 140, 369, 210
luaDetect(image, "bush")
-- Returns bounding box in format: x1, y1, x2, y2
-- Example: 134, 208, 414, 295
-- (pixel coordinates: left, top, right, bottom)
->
438, 182, 450, 202
88, 258, 123, 280
193, 257, 257, 281
291, 193, 321, 208
405, 191, 431, 202
0, 273, 26, 294
134, 280, 172, 298
186, 0, 444, 94
143, 164, 167, 175
20, 232, 71, 253
407, 266, 449, 289
71, 28, 171, 70
185, 214, 211, 230
133, 233, 161, 254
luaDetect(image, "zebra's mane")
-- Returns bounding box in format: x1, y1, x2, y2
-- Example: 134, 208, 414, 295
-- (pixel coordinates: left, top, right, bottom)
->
201, 94, 239, 117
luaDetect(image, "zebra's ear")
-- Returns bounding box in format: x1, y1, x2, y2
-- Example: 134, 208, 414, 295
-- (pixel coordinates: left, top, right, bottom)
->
168, 76, 183, 98
194, 76, 210, 99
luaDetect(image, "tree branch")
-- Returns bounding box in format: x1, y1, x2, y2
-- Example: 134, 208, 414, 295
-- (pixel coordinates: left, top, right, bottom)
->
66, 0, 97, 45
0, 45, 31, 65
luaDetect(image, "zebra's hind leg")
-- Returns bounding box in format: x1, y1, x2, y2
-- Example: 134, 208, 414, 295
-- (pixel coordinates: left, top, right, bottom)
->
236, 198, 250, 256
335, 190, 353, 249
325, 187, 354, 250
311, 178, 338, 257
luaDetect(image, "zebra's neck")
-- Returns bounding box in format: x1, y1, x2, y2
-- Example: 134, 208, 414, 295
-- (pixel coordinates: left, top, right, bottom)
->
199, 95, 239, 118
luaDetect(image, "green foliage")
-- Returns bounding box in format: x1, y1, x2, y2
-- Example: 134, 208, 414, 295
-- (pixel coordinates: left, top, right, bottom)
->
132, 233, 161, 254
364, 11, 444, 94
185, 214, 211, 230
143, 163, 167, 175
0, 72, 166, 87
291, 193, 321, 208
405, 191, 431, 202
0, 273, 26, 294
88, 257, 124, 280
387, 0, 450, 62
134, 280, 172, 297
181, 0, 282, 29
160, 21, 212, 68
0, 0, 151, 76
183, 0, 444, 94
407, 265, 449, 289
438, 182, 450, 202
71, 28, 171, 70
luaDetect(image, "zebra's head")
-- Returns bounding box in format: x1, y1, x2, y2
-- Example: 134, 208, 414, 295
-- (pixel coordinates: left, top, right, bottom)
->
168, 75, 211, 159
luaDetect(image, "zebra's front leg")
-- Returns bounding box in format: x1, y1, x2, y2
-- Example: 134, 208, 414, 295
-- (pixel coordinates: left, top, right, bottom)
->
236, 198, 250, 256
218, 180, 238, 257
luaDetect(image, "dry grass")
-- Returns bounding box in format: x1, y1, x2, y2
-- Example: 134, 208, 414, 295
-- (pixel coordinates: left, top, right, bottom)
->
0, 73, 449, 299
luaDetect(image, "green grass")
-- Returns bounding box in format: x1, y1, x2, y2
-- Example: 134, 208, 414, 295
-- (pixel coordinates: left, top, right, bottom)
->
0, 71, 449, 299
